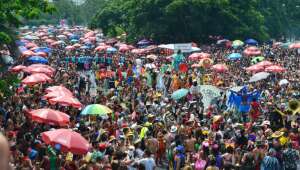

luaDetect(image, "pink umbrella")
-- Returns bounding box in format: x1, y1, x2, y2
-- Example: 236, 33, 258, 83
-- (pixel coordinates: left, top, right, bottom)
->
24, 66, 54, 76
25, 43, 37, 49
211, 64, 228, 73
289, 43, 300, 49
35, 52, 48, 57
131, 49, 146, 54
265, 65, 285, 73
45, 86, 73, 96
49, 96, 82, 108
9, 65, 27, 72
119, 45, 130, 52
29, 64, 55, 72
41, 129, 90, 154
73, 43, 81, 48
191, 64, 201, 68
21, 50, 35, 57
65, 45, 75, 51
256, 61, 273, 67
84, 31, 95, 38
245, 65, 264, 72
188, 52, 211, 61
243, 46, 261, 56
28, 109, 70, 127
88, 37, 96, 42
95, 45, 110, 52
22, 73, 52, 85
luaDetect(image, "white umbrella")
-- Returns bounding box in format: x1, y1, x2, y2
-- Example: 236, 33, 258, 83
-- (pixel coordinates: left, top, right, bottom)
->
279, 79, 289, 86
249, 72, 270, 82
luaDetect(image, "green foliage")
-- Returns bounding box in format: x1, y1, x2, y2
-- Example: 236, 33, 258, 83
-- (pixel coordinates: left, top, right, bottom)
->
91, 0, 300, 43
0, 74, 20, 98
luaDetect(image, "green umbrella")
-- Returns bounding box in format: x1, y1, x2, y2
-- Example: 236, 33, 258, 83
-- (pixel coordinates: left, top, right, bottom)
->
251, 56, 264, 64
232, 40, 244, 48
80, 104, 112, 116
171, 88, 189, 100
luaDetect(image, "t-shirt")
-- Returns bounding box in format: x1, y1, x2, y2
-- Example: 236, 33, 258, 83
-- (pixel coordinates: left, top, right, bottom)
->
138, 157, 156, 170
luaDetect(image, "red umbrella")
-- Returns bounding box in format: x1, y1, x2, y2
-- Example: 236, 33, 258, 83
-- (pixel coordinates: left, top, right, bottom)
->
24, 65, 55, 76
256, 61, 273, 67
49, 96, 82, 108
188, 52, 210, 61
265, 65, 285, 73
22, 73, 52, 85
41, 129, 90, 154
95, 45, 110, 52
119, 45, 130, 52
211, 64, 228, 73
9, 65, 27, 72
289, 42, 300, 49
28, 109, 69, 126
243, 46, 261, 56
245, 65, 264, 72
65, 45, 75, 51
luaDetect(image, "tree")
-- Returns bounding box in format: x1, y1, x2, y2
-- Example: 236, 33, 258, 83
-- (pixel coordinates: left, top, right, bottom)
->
90, 0, 269, 43
0, 0, 55, 58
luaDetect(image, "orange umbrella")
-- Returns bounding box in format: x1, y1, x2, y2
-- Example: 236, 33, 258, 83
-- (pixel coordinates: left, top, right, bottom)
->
28, 109, 70, 126
22, 73, 52, 85
41, 129, 90, 154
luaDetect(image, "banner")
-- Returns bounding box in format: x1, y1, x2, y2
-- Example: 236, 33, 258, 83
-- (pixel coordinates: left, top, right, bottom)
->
200, 85, 222, 109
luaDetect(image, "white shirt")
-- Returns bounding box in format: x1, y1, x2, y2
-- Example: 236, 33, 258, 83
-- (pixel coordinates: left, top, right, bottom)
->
138, 157, 156, 170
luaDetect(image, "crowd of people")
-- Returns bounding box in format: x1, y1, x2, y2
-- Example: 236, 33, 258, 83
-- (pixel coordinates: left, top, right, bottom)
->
0, 25, 300, 170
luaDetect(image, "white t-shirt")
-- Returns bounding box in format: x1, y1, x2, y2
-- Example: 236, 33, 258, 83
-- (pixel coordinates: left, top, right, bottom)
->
138, 157, 156, 170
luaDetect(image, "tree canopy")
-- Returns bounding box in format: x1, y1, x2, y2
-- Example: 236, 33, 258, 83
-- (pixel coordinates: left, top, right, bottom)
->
90, 0, 300, 43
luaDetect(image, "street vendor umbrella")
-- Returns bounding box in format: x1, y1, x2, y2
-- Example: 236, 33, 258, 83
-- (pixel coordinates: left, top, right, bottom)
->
255, 61, 273, 67
29, 64, 55, 72
188, 52, 210, 61
249, 72, 270, 82
70, 39, 79, 43
251, 56, 265, 64
227, 53, 242, 60
65, 45, 75, 51
211, 64, 228, 73
41, 129, 90, 155
265, 65, 285, 73
245, 65, 264, 72
28, 109, 70, 127
289, 42, 300, 49
245, 39, 258, 45
9, 65, 27, 72
45, 85, 73, 95
49, 96, 82, 108
24, 66, 54, 76
232, 40, 244, 48
171, 88, 189, 100
106, 47, 117, 53
27, 56, 48, 64
243, 46, 261, 56
22, 73, 52, 85
80, 104, 112, 116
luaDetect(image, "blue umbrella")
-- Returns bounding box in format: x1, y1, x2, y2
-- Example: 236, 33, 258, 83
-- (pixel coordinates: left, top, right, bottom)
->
227, 53, 242, 60
171, 88, 189, 100
80, 45, 90, 49
106, 47, 117, 53
34, 47, 52, 53
27, 56, 48, 64
245, 39, 258, 45
70, 39, 79, 43
69, 34, 79, 40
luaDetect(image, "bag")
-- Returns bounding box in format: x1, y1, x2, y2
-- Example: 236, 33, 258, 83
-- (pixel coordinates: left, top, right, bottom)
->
195, 159, 206, 170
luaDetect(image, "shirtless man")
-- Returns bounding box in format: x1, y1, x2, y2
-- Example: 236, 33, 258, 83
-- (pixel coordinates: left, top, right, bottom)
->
184, 134, 197, 162
0, 133, 11, 170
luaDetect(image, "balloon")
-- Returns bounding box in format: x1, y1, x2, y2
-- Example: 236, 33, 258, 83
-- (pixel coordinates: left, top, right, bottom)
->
55, 143, 61, 151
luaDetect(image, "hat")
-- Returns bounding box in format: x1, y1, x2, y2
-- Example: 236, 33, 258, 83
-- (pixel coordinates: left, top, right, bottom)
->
99, 143, 107, 150
143, 122, 152, 127
271, 131, 284, 138
126, 132, 134, 137
109, 136, 116, 142
279, 136, 289, 146
147, 114, 155, 118
170, 125, 177, 133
